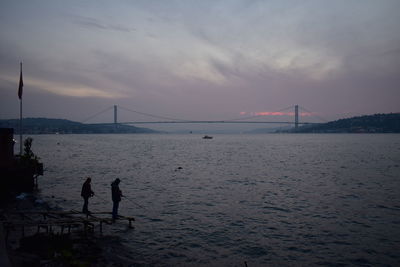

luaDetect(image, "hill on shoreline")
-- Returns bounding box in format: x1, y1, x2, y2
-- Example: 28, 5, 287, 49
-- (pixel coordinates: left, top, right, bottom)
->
0, 118, 159, 134
1, 113, 399, 134
288, 113, 400, 133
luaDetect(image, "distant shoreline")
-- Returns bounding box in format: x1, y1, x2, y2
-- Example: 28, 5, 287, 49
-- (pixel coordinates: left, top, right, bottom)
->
0, 118, 160, 134
1, 113, 399, 134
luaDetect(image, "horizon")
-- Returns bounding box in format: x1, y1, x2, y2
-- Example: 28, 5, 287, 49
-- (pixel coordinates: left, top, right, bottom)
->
1, 111, 398, 133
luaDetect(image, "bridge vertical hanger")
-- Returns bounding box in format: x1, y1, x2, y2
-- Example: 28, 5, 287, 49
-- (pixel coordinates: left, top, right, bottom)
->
295, 105, 299, 129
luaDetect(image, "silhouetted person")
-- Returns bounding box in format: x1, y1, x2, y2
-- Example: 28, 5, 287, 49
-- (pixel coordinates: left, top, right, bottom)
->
81, 177, 94, 214
111, 178, 122, 221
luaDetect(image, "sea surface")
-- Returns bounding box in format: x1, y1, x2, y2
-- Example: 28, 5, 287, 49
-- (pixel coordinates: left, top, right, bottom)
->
29, 134, 400, 266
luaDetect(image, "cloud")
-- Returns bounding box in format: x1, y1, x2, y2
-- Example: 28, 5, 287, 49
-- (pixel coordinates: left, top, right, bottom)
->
72, 15, 135, 33
178, 0, 400, 83
170, 48, 233, 85
1, 0, 399, 123
0, 73, 125, 99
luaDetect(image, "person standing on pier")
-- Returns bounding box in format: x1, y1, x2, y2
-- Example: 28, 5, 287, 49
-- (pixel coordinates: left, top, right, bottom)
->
111, 178, 123, 221
81, 177, 94, 214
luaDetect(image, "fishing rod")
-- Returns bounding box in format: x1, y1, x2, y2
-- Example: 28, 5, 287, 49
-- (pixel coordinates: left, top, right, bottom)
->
122, 195, 146, 209
93, 193, 108, 203
93, 190, 146, 209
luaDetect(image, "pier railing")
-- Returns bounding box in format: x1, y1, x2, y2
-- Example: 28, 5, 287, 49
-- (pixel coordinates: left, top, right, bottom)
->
1, 210, 135, 243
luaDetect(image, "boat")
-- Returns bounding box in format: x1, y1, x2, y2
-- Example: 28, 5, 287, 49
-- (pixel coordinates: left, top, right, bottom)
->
202, 135, 213, 139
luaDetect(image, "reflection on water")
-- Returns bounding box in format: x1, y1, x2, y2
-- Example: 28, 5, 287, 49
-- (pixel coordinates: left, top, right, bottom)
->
32, 134, 400, 266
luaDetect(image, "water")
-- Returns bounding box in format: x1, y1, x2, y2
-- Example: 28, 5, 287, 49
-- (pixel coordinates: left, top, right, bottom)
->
30, 134, 400, 266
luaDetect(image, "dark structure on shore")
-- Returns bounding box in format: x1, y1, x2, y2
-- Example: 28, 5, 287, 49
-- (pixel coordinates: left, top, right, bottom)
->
0, 128, 43, 201
280, 113, 400, 133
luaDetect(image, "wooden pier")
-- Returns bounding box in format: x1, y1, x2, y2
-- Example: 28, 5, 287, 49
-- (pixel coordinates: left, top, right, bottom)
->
1, 210, 135, 243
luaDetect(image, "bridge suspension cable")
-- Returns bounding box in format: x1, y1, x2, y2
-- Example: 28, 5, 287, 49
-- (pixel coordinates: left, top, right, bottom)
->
80, 104, 322, 125
119, 105, 298, 123
80, 106, 114, 123
298, 106, 328, 123
118, 105, 191, 122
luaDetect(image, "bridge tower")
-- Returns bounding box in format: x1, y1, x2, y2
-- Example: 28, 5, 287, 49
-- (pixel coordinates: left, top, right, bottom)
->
295, 105, 299, 129
114, 105, 118, 127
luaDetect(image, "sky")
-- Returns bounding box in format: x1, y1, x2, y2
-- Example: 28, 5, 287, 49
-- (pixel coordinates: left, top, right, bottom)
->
0, 0, 399, 131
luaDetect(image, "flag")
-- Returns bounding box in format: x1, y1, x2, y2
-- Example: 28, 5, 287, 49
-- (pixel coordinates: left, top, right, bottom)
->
18, 62, 23, 99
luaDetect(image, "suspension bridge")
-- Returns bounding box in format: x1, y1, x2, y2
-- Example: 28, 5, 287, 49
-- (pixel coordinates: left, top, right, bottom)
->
81, 105, 324, 129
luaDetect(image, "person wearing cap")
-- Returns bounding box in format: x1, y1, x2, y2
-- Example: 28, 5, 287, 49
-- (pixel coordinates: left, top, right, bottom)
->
111, 178, 123, 221
81, 177, 94, 214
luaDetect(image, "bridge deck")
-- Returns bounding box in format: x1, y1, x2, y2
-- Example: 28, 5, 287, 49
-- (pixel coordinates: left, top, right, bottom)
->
92, 121, 320, 125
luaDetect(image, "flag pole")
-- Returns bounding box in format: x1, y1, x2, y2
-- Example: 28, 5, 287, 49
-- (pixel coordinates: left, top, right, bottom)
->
18, 62, 23, 155
20, 92, 22, 155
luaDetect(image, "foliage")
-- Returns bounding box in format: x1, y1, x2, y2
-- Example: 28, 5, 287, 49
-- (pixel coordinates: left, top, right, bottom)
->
21, 137, 40, 162
292, 113, 400, 133
20, 137, 43, 176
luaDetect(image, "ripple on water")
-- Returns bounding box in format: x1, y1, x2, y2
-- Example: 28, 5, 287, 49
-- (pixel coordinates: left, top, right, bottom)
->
33, 134, 400, 266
